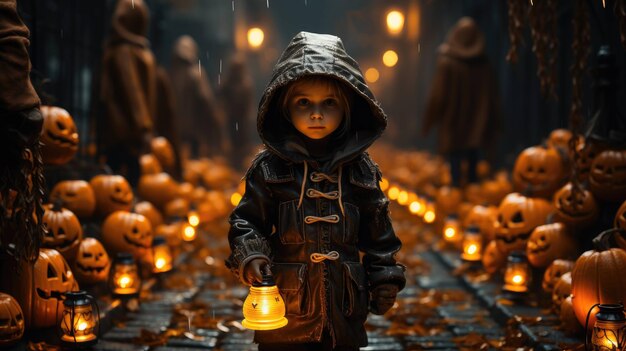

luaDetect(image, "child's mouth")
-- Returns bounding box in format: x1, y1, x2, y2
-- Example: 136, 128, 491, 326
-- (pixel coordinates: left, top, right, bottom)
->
309, 126, 325, 129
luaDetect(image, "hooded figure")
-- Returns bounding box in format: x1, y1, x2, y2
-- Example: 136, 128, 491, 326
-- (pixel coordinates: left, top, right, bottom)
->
99, 0, 156, 185
169, 35, 230, 159
422, 17, 500, 185
226, 32, 405, 350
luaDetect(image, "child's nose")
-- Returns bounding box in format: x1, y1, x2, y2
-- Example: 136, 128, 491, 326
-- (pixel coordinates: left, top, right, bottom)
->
310, 105, 323, 119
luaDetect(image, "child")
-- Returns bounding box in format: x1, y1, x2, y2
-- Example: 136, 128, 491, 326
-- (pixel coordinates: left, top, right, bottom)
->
226, 31, 406, 351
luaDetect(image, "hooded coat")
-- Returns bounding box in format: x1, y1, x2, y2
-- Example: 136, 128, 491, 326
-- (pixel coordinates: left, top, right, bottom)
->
422, 17, 500, 154
226, 32, 406, 348
99, 0, 156, 153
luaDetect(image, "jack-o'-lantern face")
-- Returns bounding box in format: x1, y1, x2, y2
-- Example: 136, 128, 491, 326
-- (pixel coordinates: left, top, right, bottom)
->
552, 272, 572, 313
513, 146, 567, 198
39, 106, 79, 165
102, 211, 153, 263
464, 205, 498, 241
526, 223, 577, 268
615, 201, 626, 230
554, 183, 598, 229
589, 149, 626, 202
50, 180, 96, 219
542, 259, 574, 293
574, 140, 608, 183
150, 137, 175, 168
89, 175, 133, 217
494, 193, 553, 255
33, 249, 78, 328
0, 293, 24, 347
482, 240, 507, 274
42, 203, 82, 261
73, 238, 110, 285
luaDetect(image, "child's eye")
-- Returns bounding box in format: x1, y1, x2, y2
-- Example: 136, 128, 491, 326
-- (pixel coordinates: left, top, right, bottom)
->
296, 98, 310, 106
324, 99, 338, 107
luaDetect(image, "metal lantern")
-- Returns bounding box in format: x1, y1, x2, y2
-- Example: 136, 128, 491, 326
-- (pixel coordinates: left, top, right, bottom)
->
109, 253, 140, 297
442, 214, 461, 243
151, 236, 173, 274
590, 304, 626, 351
59, 291, 99, 348
503, 252, 530, 294
461, 226, 483, 261
242, 273, 288, 331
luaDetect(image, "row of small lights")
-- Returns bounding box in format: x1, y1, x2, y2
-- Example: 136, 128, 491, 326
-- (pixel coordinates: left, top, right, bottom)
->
380, 177, 436, 224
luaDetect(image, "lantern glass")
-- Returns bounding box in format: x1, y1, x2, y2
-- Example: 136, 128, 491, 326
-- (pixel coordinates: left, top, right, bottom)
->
424, 201, 436, 223
242, 274, 288, 331
181, 223, 196, 241
59, 291, 98, 348
152, 236, 172, 273
503, 252, 530, 293
461, 227, 482, 261
109, 253, 141, 296
592, 304, 626, 351
188, 211, 200, 227
442, 215, 460, 242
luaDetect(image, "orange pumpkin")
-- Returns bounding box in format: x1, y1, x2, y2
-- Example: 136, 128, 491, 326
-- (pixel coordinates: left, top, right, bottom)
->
435, 186, 462, 216
571, 229, 626, 330
164, 198, 190, 219
494, 193, 553, 255
102, 211, 153, 264
551, 272, 572, 313
464, 205, 498, 242
39, 106, 79, 165
615, 200, 626, 230
177, 182, 194, 202
526, 223, 578, 268
547, 128, 573, 152
560, 295, 583, 336
0, 293, 24, 347
589, 149, 626, 202
513, 145, 567, 198
480, 179, 512, 206
137, 173, 178, 209
133, 201, 164, 228
140, 153, 162, 175
49, 180, 96, 219
42, 202, 83, 262
482, 240, 507, 274
542, 259, 574, 293
553, 182, 598, 229
73, 238, 111, 285
150, 137, 175, 169
89, 175, 133, 217
574, 140, 608, 183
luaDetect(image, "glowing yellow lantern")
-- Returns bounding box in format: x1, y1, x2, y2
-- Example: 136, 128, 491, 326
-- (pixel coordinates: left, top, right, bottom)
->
187, 210, 200, 227
382, 50, 398, 67
242, 273, 288, 330
461, 226, 482, 261
397, 190, 409, 205
387, 186, 400, 201
181, 223, 197, 242
423, 202, 436, 224
503, 252, 530, 294
442, 214, 461, 243
109, 253, 140, 296
247, 27, 264, 49
151, 236, 172, 274
365, 68, 380, 83
59, 291, 99, 348
591, 304, 626, 350
409, 201, 422, 215
386, 10, 405, 35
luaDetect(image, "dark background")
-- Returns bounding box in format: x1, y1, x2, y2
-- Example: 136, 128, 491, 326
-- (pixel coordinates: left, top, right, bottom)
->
17, 0, 626, 170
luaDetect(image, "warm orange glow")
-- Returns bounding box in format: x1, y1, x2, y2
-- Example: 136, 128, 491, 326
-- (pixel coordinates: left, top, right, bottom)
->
397, 191, 409, 205
592, 319, 624, 349
182, 224, 196, 241
386, 10, 405, 35
461, 232, 483, 261
504, 261, 530, 293
409, 201, 421, 214
118, 275, 132, 289
188, 212, 200, 227
442, 216, 460, 242
379, 177, 389, 192
231, 192, 243, 206
383, 50, 399, 67
388, 186, 400, 200
512, 274, 524, 284
444, 228, 456, 238
424, 210, 435, 223
60, 297, 97, 345
247, 27, 264, 49
365, 68, 380, 83
242, 284, 288, 330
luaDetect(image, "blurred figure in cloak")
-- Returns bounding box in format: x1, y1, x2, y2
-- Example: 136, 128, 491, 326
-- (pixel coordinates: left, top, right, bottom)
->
169, 35, 230, 160
422, 17, 501, 187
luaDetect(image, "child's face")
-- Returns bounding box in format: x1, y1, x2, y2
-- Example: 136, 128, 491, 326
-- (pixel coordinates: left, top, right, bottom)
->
287, 80, 345, 140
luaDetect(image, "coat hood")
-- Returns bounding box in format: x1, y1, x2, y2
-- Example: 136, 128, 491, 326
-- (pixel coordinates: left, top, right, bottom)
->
107, 0, 150, 48
258, 31, 387, 171
438, 17, 485, 59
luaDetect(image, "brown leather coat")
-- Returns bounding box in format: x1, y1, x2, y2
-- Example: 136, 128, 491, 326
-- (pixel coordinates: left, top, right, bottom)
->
226, 32, 406, 348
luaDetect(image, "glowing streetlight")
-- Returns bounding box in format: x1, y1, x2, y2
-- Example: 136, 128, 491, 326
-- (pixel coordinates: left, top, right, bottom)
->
383, 50, 398, 67
247, 27, 264, 49
386, 10, 405, 35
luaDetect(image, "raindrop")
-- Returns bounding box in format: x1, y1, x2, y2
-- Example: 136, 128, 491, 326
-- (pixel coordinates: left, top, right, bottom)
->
219, 59, 223, 73
418, 43, 421, 54
267, 0, 270, 8
218, 74, 221, 86
235, 122, 239, 131
305, 0, 307, 5
232, 0, 235, 11
198, 60, 201, 76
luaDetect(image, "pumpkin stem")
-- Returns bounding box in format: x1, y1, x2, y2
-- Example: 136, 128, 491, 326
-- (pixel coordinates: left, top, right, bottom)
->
592, 228, 626, 251
52, 198, 64, 212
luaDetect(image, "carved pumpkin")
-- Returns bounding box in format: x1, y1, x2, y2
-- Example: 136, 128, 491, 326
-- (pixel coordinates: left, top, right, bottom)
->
164, 198, 190, 219
526, 223, 578, 268
494, 193, 553, 255
102, 211, 153, 264
464, 205, 498, 242
560, 295, 583, 336
435, 186, 462, 216
39, 106, 79, 165
574, 140, 608, 183
542, 259, 574, 293
0, 293, 24, 347
89, 175, 133, 217
482, 240, 507, 274
50, 180, 96, 219
615, 200, 626, 230
133, 201, 163, 228
589, 149, 626, 202
73, 238, 111, 285
137, 173, 178, 209
551, 272, 572, 313
42, 202, 83, 262
571, 229, 626, 330
553, 182, 598, 229
140, 154, 162, 175
150, 137, 175, 169
513, 145, 567, 198
547, 129, 573, 152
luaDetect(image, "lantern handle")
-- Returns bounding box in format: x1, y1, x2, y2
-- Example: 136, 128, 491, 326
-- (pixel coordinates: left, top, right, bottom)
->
262, 264, 272, 276
584, 303, 601, 351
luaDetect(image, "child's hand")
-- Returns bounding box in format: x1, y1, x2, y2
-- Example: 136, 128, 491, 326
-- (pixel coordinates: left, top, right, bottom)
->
243, 258, 270, 285
369, 284, 399, 315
